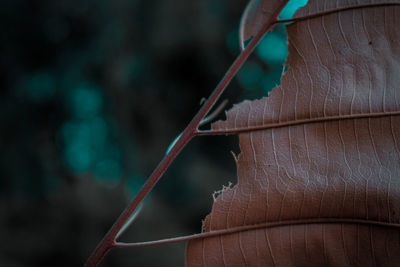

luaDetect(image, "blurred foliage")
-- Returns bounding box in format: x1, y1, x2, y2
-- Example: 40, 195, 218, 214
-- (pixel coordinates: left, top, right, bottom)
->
0, 0, 307, 266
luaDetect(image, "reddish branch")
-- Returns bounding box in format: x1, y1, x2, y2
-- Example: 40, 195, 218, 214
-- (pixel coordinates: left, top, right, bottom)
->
84, 2, 400, 266
83, 4, 286, 267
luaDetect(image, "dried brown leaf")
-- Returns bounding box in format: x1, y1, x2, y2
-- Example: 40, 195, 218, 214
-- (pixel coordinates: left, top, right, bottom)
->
186, 0, 400, 266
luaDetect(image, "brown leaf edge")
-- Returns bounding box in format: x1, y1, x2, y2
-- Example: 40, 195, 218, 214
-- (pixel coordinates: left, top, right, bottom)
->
104, 0, 400, 253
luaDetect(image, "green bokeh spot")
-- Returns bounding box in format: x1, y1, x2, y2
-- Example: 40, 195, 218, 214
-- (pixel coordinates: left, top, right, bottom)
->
237, 61, 263, 90
67, 84, 103, 119
60, 116, 123, 177
61, 121, 93, 172
256, 31, 288, 64
64, 142, 92, 172
27, 72, 56, 101
262, 69, 285, 94
279, 0, 309, 19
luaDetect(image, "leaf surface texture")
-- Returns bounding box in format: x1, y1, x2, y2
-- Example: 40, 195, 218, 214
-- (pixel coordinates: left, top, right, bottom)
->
186, 0, 400, 266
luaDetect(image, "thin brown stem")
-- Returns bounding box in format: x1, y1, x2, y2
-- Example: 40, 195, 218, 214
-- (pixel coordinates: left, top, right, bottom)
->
83, 3, 287, 266
114, 218, 400, 248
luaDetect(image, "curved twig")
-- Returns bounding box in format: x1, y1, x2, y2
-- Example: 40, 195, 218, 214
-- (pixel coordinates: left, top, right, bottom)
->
114, 218, 400, 248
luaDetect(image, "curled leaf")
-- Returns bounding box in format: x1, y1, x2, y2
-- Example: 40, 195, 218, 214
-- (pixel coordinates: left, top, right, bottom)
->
239, 0, 290, 50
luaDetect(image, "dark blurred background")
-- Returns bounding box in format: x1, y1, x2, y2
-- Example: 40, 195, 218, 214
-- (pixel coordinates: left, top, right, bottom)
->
0, 0, 306, 266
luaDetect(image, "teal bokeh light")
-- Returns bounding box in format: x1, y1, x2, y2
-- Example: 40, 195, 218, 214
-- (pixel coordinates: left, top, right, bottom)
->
60, 116, 121, 176
237, 61, 264, 90
279, 0, 309, 19
65, 143, 92, 172
67, 83, 103, 119
61, 121, 93, 172
262, 69, 284, 93
256, 30, 288, 64
26, 72, 56, 101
